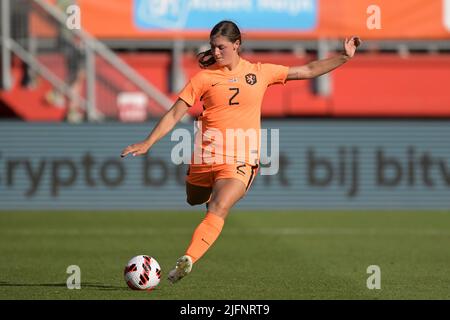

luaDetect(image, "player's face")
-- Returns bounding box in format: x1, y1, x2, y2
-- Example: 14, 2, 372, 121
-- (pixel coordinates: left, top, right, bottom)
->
210, 36, 239, 66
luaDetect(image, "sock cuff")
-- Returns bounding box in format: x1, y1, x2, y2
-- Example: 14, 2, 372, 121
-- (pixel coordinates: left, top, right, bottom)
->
204, 212, 225, 230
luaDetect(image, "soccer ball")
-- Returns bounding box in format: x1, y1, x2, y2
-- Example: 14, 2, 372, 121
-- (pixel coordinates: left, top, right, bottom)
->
123, 255, 161, 290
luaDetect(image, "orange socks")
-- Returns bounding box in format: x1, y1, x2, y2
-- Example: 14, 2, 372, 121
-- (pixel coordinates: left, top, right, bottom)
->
185, 212, 224, 264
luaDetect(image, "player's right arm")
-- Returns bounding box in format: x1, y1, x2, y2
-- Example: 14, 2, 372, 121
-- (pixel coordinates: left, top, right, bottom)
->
120, 98, 190, 157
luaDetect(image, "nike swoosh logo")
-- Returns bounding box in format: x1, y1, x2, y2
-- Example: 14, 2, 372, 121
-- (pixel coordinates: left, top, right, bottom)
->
201, 238, 210, 245
212, 82, 220, 87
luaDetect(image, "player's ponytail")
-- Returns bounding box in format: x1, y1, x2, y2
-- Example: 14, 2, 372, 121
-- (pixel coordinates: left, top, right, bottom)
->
198, 20, 242, 69
197, 49, 216, 69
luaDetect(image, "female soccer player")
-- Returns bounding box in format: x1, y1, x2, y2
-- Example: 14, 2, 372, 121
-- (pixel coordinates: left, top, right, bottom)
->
121, 20, 361, 283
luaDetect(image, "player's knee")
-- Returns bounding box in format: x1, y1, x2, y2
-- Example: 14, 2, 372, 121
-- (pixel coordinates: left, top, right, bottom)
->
207, 200, 229, 216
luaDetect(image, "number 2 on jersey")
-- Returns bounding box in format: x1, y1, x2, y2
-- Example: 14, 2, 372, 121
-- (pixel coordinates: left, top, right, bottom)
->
228, 87, 239, 106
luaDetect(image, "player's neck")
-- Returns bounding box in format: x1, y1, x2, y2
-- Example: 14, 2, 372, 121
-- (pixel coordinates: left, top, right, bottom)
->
223, 56, 241, 72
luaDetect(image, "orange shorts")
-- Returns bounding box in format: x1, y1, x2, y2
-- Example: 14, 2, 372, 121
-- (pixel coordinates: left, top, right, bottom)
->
186, 162, 259, 191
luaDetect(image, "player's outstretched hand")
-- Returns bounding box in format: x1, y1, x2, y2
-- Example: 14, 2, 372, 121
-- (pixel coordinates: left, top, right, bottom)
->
121, 141, 151, 158
344, 36, 361, 59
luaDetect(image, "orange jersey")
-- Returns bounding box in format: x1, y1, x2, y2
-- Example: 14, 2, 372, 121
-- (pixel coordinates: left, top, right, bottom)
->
179, 58, 289, 165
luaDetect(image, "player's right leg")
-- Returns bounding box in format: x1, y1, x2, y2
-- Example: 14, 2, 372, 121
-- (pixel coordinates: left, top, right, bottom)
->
185, 164, 213, 206
186, 182, 212, 206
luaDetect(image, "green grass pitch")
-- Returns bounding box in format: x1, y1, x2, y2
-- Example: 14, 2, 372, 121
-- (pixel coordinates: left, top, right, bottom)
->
0, 211, 449, 299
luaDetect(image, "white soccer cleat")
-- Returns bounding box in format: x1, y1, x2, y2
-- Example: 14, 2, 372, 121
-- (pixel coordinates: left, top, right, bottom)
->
167, 255, 193, 284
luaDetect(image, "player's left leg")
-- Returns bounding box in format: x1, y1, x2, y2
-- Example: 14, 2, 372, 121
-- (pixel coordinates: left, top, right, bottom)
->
168, 178, 247, 284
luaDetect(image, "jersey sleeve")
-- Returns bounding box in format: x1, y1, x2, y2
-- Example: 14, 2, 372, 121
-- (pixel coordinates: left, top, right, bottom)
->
178, 73, 205, 107
260, 63, 290, 86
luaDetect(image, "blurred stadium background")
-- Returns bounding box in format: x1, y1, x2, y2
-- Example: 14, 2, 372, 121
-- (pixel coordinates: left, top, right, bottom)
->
1, 0, 449, 300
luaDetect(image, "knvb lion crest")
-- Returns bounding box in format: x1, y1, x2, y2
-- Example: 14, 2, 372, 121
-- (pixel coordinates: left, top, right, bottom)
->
245, 73, 257, 85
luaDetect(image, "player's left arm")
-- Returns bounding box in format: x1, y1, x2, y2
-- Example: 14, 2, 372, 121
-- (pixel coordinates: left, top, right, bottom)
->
286, 36, 361, 81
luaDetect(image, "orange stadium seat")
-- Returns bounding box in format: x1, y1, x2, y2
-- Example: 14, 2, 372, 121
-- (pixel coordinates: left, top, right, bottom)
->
331, 54, 450, 117
2, 52, 450, 120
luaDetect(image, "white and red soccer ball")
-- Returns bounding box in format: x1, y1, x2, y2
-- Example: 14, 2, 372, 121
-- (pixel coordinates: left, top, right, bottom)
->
124, 255, 161, 290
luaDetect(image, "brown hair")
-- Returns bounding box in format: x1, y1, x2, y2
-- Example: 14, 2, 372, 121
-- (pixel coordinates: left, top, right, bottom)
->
197, 20, 242, 69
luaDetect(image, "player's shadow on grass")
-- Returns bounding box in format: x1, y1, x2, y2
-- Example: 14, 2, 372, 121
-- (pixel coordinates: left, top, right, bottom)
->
0, 281, 128, 291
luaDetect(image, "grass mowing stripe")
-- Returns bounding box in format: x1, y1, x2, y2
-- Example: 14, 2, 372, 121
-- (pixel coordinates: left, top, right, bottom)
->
0, 211, 449, 299
2, 227, 450, 236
